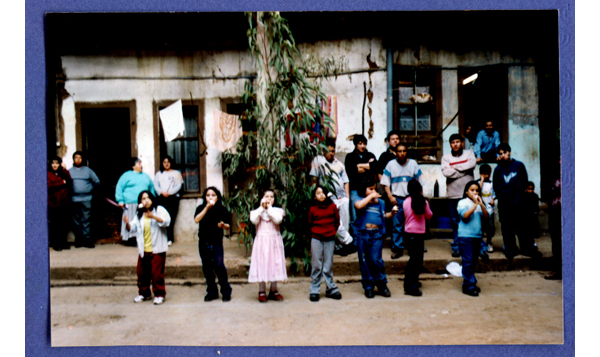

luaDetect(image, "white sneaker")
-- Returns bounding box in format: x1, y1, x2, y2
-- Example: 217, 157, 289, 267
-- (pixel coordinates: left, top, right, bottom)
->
487, 244, 494, 253
153, 296, 165, 305
168, 241, 173, 247
134, 295, 152, 303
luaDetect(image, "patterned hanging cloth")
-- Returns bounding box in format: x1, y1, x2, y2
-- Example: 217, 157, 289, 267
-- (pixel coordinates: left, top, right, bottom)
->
211, 109, 243, 152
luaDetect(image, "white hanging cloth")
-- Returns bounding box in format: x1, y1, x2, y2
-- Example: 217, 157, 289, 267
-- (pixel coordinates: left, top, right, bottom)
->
159, 100, 186, 142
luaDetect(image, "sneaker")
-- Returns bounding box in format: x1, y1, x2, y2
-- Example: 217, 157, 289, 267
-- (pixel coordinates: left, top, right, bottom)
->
451, 249, 460, 258
168, 241, 173, 247
153, 296, 165, 305
309, 293, 320, 302
487, 244, 494, 253
133, 295, 152, 303
325, 291, 342, 300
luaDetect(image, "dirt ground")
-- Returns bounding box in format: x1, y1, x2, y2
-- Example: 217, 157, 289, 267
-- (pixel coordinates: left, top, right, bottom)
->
50, 271, 563, 347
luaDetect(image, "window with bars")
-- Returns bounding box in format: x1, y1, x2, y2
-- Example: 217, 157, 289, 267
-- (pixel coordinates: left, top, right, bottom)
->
393, 66, 442, 163
158, 105, 203, 193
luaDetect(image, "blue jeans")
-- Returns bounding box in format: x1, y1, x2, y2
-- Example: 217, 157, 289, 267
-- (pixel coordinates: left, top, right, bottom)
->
199, 240, 232, 296
355, 229, 387, 291
458, 237, 481, 291
448, 199, 461, 251
391, 197, 406, 252
72, 200, 93, 245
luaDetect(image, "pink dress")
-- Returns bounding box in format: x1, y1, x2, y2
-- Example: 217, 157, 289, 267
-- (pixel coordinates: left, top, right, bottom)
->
248, 206, 288, 283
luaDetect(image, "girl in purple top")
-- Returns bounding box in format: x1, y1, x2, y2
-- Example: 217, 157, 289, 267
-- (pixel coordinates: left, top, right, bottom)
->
402, 179, 433, 296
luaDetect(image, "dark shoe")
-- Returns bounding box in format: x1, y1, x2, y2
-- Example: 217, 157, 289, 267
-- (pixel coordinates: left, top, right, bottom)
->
423, 247, 427, 253
84, 242, 95, 249
267, 291, 284, 301
522, 250, 543, 259
204, 293, 219, 302
545, 272, 562, 280
258, 292, 267, 303
309, 293, 320, 302
62, 244, 71, 250
74, 243, 83, 248
451, 249, 460, 258
379, 287, 391, 298
52, 246, 62, 251
325, 291, 342, 300
480, 252, 490, 262
334, 247, 348, 257
473, 285, 481, 293
391, 250, 403, 259
345, 245, 358, 255
462, 287, 479, 297
417, 281, 422, 288
364, 290, 375, 299
404, 289, 422, 297
222, 294, 231, 302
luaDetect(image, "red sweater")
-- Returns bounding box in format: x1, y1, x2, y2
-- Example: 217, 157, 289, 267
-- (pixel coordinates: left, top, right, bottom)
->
308, 202, 340, 241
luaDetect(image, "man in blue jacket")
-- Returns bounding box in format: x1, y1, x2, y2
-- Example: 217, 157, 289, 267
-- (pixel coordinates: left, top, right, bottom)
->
492, 143, 541, 260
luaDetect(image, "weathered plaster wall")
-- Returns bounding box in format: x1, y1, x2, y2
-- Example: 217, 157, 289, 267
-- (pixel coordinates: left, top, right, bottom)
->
508, 66, 541, 194
57, 41, 543, 242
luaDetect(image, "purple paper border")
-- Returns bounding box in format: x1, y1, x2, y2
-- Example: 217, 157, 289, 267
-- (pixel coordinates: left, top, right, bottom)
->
25, 1, 574, 356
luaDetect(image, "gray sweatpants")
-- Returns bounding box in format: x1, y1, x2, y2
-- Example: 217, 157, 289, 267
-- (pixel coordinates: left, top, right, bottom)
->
310, 238, 339, 295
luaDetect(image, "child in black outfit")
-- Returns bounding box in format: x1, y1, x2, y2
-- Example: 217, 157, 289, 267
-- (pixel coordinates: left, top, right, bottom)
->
522, 181, 541, 241
194, 187, 233, 302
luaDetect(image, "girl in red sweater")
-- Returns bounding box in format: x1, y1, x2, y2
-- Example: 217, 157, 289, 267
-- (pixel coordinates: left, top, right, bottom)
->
308, 185, 341, 302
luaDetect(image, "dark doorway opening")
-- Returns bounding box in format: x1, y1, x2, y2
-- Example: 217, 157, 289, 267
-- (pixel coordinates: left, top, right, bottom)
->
80, 106, 134, 242
459, 66, 509, 153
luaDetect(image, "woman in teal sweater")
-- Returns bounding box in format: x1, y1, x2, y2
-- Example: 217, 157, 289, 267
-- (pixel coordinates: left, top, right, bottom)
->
116, 157, 156, 243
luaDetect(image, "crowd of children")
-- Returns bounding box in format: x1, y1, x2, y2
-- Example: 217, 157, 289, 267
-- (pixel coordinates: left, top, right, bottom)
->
50, 130, 559, 305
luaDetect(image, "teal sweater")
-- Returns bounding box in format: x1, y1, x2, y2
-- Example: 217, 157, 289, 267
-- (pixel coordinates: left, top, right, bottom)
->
115, 171, 156, 204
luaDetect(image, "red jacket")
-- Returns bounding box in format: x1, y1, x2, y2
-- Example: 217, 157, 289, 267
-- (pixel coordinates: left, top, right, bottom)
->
48, 170, 72, 209
308, 202, 340, 241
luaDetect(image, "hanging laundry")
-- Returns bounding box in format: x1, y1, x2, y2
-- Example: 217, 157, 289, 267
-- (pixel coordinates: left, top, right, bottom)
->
319, 95, 338, 138
211, 109, 243, 152
159, 100, 186, 142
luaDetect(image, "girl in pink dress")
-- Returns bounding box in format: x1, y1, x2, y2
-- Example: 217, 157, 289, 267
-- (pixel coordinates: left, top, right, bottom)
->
248, 189, 287, 302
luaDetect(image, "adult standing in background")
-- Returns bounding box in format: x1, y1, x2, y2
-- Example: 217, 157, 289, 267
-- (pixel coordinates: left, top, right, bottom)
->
377, 130, 401, 240
381, 143, 424, 259
545, 156, 562, 280
48, 156, 73, 251
474, 121, 501, 163
116, 157, 156, 244
344, 134, 378, 226
441, 134, 476, 257
154, 156, 183, 246
493, 143, 541, 260
377, 130, 400, 182
69, 151, 100, 249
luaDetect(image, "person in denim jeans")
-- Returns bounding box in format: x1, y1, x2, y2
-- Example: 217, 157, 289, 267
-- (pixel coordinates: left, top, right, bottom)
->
457, 181, 489, 297
353, 181, 397, 298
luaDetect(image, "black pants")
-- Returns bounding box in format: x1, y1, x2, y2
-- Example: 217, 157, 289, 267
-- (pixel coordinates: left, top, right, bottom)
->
499, 203, 538, 258
199, 240, 232, 296
48, 206, 70, 249
157, 196, 180, 242
404, 233, 425, 291
549, 205, 562, 273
